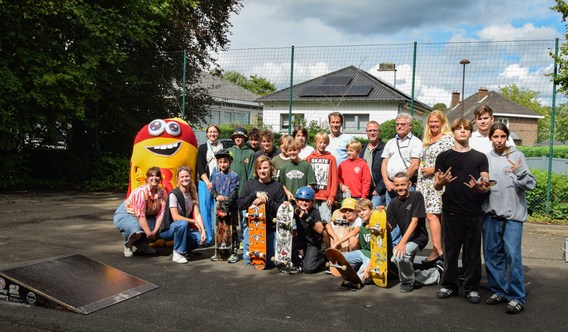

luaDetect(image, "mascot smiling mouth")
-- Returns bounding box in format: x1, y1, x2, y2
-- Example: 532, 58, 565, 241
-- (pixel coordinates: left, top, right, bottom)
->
145, 141, 182, 156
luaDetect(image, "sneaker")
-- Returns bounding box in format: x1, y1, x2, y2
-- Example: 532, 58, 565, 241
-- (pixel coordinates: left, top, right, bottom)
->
135, 242, 156, 255
466, 290, 481, 304
400, 283, 414, 293
506, 300, 524, 314
210, 255, 220, 261
228, 254, 240, 263
172, 251, 188, 264
486, 294, 507, 305
435, 261, 444, 283
288, 265, 301, 274
437, 287, 456, 299
123, 245, 133, 257
127, 232, 143, 247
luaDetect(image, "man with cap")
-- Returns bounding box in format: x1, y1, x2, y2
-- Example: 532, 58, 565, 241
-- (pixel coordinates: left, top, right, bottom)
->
228, 127, 256, 244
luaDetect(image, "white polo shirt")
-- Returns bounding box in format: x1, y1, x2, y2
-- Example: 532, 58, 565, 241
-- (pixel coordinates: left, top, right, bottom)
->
381, 133, 422, 180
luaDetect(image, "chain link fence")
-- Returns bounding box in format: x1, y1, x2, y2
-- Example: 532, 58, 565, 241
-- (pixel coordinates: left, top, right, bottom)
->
173, 40, 566, 219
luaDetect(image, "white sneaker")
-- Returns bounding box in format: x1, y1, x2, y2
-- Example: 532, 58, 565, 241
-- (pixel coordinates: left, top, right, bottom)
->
172, 251, 188, 264
135, 242, 156, 255
123, 245, 133, 257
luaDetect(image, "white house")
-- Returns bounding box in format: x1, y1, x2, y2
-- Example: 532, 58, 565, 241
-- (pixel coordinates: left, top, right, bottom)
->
198, 72, 263, 125
257, 65, 432, 136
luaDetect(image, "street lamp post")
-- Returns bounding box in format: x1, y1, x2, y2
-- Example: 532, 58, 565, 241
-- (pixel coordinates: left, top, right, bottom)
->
460, 59, 470, 118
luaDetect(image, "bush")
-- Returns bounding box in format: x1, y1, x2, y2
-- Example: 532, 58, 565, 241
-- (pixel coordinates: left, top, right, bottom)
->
381, 119, 424, 141
527, 169, 568, 220
518, 146, 568, 158
86, 154, 129, 192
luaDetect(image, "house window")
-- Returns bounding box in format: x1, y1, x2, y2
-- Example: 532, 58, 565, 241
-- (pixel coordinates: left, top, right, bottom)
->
232, 112, 249, 124
209, 110, 221, 124
344, 114, 369, 131
280, 113, 304, 131
496, 117, 509, 127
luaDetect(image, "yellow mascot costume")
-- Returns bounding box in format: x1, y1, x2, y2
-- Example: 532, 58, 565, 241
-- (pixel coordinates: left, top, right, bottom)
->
128, 118, 198, 248
128, 118, 198, 196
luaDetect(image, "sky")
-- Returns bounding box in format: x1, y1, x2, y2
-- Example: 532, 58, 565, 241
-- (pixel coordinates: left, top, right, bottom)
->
228, 0, 565, 48
219, 0, 567, 107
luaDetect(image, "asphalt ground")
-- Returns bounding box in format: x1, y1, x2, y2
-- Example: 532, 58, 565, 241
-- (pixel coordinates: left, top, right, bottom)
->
1, 191, 568, 331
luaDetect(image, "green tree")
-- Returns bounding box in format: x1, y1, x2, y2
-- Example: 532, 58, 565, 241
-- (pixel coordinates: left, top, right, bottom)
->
499, 84, 550, 142
551, 0, 568, 94
0, 0, 242, 156
381, 119, 424, 141
222, 70, 277, 96
432, 103, 447, 111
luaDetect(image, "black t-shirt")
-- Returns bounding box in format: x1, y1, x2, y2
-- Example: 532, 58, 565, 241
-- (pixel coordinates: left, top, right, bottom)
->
294, 207, 323, 246
435, 148, 489, 216
237, 179, 286, 231
387, 191, 428, 249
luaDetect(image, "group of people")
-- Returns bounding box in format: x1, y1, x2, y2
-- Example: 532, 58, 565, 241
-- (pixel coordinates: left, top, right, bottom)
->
112, 106, 535, 315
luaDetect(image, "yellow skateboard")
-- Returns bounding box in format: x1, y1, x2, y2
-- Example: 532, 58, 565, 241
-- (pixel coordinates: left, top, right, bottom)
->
368, 209, 388, 287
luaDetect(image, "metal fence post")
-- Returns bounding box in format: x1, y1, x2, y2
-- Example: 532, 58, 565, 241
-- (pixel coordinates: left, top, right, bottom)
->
288, 45, 294, 135
182, 49, 187, 119
547, 38, 559, 216
410, 42, 417, 116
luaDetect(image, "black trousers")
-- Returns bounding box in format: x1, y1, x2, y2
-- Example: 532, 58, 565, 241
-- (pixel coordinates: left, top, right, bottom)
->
292, 239, 326, 274
441, 211, 483, 292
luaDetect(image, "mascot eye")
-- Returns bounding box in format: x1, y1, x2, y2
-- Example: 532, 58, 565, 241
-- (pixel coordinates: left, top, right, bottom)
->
148, 119, 166, 136
165, 122, 181, 136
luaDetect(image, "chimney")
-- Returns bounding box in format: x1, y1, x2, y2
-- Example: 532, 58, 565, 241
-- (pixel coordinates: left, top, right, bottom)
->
478, 87, 488, 101
450, 91, 460, 109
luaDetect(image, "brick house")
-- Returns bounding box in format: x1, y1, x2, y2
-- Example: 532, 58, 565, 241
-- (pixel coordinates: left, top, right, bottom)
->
446, 88, 543, 145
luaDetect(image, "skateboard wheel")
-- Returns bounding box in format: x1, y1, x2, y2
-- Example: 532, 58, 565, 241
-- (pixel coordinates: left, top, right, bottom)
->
325, 262, 330, 268
356, 284, 362, 289
270, 257, 275, 262
340, 265, 347, 271
259, 253, 265, 258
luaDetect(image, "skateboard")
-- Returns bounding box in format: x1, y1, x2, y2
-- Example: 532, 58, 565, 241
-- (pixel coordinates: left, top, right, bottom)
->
246, 203, 267, 270
272, 203, 295, 271
368, 209, 388, 287
325, 248, 363, 289
214, 205, 232, 261
328, 209, 352, 277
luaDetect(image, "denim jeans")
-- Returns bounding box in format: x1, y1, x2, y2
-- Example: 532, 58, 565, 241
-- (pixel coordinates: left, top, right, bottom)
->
113, 202, 155, 244
344, 250, 371, 283
391, 241, 420, 284
242, 228, 276, 267
371, 194, 384, 209
198, 180, 215, 246
483, 216, 526, 305
159, 220, 200, 255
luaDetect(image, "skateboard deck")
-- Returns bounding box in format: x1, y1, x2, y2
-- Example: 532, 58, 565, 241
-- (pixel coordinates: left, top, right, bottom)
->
273, 203, 294, 271
325, 248, 363, 289
214, 208, 232, 260
368, 209, 388, 287
247, 204, 267, 270
329, 209, 351, 277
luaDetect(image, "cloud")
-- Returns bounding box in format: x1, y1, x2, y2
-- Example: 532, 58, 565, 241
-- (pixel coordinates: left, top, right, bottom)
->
230, 0, 564, 48
477, 23, 561, 41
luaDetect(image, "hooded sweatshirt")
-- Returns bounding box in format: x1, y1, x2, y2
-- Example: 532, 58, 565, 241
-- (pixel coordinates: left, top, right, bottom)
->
482, 146, 536, 222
